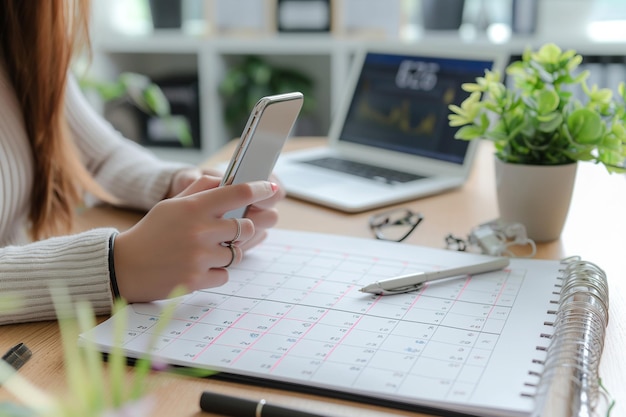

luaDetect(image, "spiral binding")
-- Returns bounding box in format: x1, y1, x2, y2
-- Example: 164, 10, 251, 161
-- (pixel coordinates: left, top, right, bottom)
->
528, 256, 610, 417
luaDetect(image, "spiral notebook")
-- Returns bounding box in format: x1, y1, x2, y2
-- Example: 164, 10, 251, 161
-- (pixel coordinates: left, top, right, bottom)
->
81, 229, 610, 417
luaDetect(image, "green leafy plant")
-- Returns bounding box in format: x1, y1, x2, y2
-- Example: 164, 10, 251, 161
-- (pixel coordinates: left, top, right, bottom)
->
0, 286, 215, 417
219, 55, 316, 136
79, 72, 193, 147
448, 43, 626, 172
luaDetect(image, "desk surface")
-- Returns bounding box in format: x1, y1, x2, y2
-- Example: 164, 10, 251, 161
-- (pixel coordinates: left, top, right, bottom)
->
1, 138, 624, 417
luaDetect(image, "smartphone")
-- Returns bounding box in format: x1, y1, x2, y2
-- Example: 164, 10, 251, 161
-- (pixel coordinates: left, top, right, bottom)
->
220, 91, 304, 218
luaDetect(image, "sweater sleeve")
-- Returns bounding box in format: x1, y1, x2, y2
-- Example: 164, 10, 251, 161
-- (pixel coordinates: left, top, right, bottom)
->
0, 228, 116, 325
65, 75, 192, 210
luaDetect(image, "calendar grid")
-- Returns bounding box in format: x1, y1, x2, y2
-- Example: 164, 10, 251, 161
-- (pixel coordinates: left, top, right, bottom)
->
84, 229, 563, 417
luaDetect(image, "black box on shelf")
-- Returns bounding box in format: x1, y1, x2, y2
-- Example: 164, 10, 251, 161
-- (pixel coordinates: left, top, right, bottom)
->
139, 75, 201, 149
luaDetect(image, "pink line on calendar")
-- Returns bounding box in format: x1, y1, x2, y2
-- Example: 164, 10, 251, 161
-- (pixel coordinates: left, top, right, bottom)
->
85, 229, 565, 417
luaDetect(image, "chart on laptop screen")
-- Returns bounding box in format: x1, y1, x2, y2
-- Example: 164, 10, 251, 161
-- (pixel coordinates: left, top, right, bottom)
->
272, 48, 500, 212
338, 52, 493, 164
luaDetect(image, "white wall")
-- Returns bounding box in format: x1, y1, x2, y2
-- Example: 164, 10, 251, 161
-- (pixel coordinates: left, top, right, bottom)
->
536, 0, 595, 42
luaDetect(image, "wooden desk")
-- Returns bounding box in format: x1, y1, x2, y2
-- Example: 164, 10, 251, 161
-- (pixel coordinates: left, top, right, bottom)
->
1, 138, 624, 416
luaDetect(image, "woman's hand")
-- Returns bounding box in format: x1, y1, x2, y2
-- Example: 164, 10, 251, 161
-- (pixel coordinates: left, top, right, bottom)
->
166, 167, 221, 198
166, 167, 286, 250
113, 177, 280, 303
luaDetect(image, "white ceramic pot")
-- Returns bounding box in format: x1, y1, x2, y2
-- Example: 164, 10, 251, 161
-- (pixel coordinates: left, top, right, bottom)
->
494, 158, 578, 242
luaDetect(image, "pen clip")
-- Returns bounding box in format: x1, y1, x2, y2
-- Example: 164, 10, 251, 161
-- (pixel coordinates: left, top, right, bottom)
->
374, 283, 425, 295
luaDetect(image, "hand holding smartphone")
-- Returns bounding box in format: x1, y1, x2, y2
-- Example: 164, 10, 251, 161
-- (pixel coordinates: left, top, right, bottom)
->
220, 92, 304, 218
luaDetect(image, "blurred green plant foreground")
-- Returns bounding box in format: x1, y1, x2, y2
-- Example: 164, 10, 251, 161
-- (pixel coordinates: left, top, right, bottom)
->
0, 287, 214, 417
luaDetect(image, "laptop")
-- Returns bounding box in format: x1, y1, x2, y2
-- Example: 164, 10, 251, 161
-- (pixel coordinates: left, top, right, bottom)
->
274, 44, 506, 212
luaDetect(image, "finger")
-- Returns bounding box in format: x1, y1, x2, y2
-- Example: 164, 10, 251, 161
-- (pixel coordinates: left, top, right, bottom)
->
249, 188, 286, 210
216, 243, 241, 269
238, 229, 268, 251
250, 177, 286, 210
244, 207, 279, 231
186, 269, 229, 292
197, 181, 278, 217
176, 175, 222, 198
206, 217, 253, 245
220, 217, 253, 244
199, 167, 223, 177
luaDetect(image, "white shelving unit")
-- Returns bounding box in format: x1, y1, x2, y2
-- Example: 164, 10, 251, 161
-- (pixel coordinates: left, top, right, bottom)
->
89, 15, 626, 164
90, 31, 365, 164
90, 31, 514, 164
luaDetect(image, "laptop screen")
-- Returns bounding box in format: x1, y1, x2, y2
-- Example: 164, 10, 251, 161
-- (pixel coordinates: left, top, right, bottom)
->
337, 52, 494, 164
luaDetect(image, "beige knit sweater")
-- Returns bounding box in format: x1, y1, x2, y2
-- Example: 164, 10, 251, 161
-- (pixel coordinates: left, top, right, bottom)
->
0, 63, 189, 324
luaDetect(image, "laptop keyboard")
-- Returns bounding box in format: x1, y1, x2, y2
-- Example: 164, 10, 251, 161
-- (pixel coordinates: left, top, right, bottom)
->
302, 157, 425, 184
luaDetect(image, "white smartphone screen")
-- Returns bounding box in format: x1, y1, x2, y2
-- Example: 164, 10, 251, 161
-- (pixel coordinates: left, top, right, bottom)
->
221, 92, 303, 218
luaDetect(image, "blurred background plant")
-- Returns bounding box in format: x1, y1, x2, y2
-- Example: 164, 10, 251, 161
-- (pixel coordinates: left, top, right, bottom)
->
219, 55, 316, 138
78, 72, 194, 148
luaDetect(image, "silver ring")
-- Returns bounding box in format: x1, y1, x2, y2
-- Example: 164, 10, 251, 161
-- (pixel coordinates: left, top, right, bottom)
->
223, 244, 236, 268
229, 218, 242, 244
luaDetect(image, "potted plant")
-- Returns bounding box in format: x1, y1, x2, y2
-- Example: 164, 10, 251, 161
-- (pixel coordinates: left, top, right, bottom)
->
78, 72, 193, 147
448, 43, 626, 241
219, 55, 316, 138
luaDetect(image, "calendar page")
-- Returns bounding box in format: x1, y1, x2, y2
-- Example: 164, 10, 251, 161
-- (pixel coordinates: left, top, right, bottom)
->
82, 229, 562, 417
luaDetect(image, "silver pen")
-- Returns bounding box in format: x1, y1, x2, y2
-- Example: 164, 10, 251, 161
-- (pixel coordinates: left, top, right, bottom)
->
359, 257, 510, 295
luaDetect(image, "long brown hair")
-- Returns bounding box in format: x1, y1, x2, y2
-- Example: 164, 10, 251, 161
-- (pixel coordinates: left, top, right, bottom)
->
1, 0, 106, 240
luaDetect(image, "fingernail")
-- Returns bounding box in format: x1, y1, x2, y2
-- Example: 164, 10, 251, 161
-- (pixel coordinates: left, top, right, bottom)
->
270, 182, 279, 192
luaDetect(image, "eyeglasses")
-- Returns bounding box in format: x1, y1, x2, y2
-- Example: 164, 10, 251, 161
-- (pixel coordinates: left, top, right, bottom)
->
369, 208, 423, 242
445, 233, 468, 251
